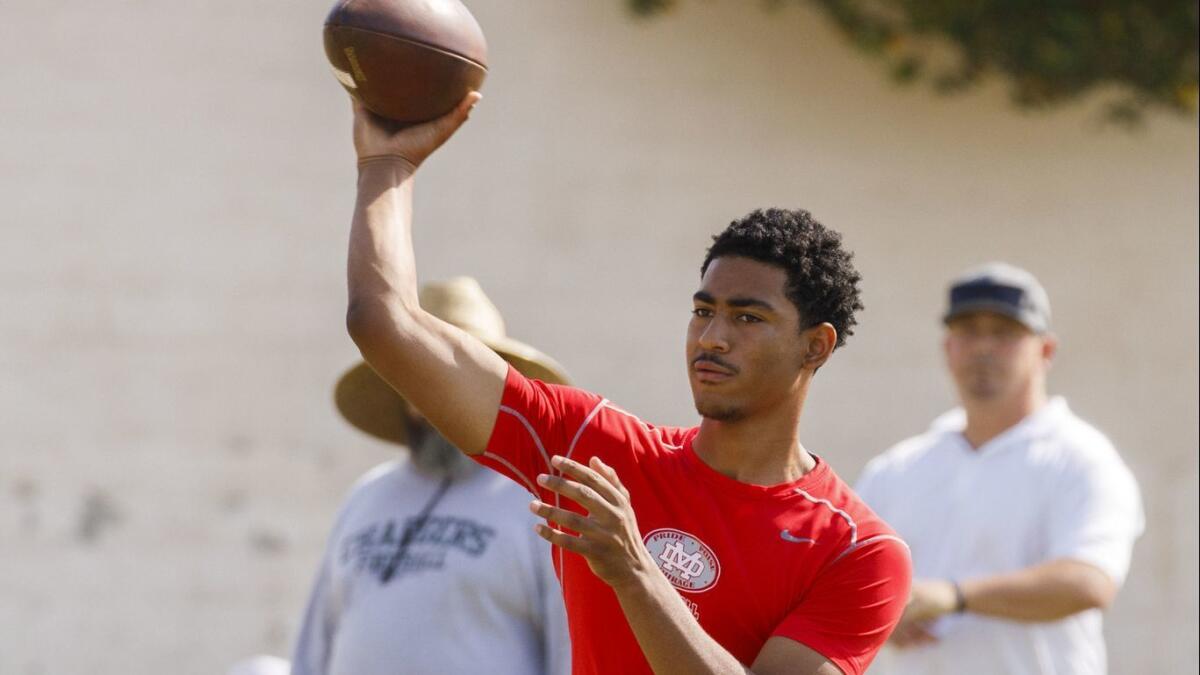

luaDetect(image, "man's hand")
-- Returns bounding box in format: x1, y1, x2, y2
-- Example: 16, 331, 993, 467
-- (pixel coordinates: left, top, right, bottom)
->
352, 92, 481, 169
888, 579, 957, 649
888, 619, 938, 649
531, 456, 656, 589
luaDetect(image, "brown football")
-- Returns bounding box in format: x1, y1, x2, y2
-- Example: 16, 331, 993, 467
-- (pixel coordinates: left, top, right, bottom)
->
323, 0, 487, 123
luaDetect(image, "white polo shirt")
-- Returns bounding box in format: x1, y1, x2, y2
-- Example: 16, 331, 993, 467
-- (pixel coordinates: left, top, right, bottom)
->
855, 397, 1143, 675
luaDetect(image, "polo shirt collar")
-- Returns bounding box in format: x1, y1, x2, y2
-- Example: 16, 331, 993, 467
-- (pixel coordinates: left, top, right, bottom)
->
930, 396, 1069, 455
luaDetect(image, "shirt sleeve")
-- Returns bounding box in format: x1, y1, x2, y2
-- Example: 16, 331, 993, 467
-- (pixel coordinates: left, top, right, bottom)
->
771, 538, 912, 675
1043, 448, 1144, 585
474, 365, 607, 502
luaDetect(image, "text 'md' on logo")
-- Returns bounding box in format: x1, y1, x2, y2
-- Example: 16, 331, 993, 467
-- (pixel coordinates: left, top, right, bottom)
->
643, 528, 721, 593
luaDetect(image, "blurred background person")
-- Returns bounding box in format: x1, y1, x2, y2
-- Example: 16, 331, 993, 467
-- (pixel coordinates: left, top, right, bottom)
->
855, 263, 1144, 675
291, 277, 571, 675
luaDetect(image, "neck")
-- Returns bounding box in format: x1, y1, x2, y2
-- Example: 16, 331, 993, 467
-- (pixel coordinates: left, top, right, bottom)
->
407, 436, 481, 480
692, 393, 815, 486
962, 386, 1047, 449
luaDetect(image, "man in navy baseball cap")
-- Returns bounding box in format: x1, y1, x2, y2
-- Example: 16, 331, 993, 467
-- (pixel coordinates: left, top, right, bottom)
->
856, 261, 1143, 675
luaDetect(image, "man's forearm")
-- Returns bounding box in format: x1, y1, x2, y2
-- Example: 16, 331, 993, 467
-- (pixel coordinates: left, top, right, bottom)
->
959, 559, 1116, 622
346, 159, 420, 316
614, 570, 750, 675
339, 95, 509, 456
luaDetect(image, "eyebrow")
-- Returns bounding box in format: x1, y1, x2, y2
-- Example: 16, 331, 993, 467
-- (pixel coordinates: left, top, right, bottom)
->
693, 291, 777, 313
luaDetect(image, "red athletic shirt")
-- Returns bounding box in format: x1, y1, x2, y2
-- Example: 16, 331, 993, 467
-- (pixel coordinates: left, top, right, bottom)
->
476, 367, 911, 675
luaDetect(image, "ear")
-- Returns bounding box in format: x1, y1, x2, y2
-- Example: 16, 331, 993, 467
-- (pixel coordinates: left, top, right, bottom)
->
801, 323, 838, 371
1041, 333, 1058, 365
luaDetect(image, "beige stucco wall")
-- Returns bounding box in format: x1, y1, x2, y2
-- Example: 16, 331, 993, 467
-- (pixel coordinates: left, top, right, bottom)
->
1, 1, 1196, 673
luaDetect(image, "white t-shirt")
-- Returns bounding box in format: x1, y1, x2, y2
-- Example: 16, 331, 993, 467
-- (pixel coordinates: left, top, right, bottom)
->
292, 459, 571, 675
855, 397, 1143, 675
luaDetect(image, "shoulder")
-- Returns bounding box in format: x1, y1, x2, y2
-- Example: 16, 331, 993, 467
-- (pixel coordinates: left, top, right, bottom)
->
819, 478, 911, 584
502, 370, 605, 418
590, 400, 693, 451
509, 369, 692, 443
800, 461, 908, 558
344, 459, 406, 496
499, 369, 695, 468
860, 419, 957, 481
1038, 399, 1134, 476
790, 467, 912, 603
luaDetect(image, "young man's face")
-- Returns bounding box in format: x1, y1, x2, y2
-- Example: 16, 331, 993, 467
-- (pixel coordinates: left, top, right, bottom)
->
686, 256, 812, 422
943, 311, 1052, 404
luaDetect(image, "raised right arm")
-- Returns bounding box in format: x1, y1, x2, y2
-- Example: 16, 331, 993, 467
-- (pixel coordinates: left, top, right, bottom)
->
344, 94, 506, 456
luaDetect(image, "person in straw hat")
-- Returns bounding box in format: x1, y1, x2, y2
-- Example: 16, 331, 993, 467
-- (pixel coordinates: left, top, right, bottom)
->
291, 277, 571, 675
339, 95, 910, 675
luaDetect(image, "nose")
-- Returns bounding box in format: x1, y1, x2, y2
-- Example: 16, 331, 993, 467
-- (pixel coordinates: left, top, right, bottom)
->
697, 316, 731, 353
966, 332, 1003, 358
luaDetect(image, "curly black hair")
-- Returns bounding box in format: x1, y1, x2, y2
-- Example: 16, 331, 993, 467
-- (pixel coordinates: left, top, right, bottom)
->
700, 208, 864, 349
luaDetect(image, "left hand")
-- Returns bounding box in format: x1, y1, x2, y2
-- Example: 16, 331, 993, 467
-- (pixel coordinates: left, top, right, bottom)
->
888, 579, 958, 649
531, 455, 655, 589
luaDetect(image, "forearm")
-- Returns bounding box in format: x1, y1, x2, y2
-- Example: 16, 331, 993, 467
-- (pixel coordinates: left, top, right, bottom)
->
346, 158, 420, 315
338, 95, 505, 455
960, 559, 1115, 622
614, 571, 751, 675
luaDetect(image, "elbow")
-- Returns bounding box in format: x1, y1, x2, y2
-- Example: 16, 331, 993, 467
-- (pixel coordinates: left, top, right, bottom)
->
345, 296, 378, 350
345, 296, 378, 347
1064, 564, 1118, 612
1078, 576, 1117, 611
345, 294, 416, 356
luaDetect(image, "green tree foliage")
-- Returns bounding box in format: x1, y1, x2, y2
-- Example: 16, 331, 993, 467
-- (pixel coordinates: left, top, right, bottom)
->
628, 0, 1199, 123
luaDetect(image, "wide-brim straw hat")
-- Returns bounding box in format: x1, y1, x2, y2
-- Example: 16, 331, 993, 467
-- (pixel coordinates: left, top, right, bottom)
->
335, 277, 570, 445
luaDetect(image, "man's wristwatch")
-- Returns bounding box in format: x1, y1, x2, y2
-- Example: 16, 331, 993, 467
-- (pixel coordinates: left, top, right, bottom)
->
951, 581, 968, 613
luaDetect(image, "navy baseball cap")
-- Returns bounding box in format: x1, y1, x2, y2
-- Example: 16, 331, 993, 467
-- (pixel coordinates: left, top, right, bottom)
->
943, 262, 1051, 333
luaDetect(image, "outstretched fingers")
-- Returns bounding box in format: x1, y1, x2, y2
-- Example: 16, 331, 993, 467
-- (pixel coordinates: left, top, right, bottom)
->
549, 455, 626, 506
589, 455, 630, 500
535, 516, 595, 554
532, 456, 648, 588
530, 499, 598, 535
536, 472, 611, 520
448, 91, 483, 125
412, 91, 481, 158
419, 91, 482, 146
534, 522, 590, 554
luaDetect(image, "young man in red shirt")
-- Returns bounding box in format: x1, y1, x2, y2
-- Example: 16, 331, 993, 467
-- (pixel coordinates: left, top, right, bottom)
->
344, 94, 911, 675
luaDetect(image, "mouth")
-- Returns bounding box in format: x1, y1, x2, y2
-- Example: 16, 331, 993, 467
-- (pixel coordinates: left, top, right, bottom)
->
692, 357, 737, 383
967, 363, 1000, 378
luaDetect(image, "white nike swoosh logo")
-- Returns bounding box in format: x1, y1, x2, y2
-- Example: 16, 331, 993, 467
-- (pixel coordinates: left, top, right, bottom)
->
780, 530, 816, 544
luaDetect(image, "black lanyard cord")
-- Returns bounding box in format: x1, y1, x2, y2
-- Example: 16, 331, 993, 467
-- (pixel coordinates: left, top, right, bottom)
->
379, 474, 454, 583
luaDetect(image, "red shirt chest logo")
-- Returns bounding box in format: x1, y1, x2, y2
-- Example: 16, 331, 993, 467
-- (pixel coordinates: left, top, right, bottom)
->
643, 528, 721, 592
